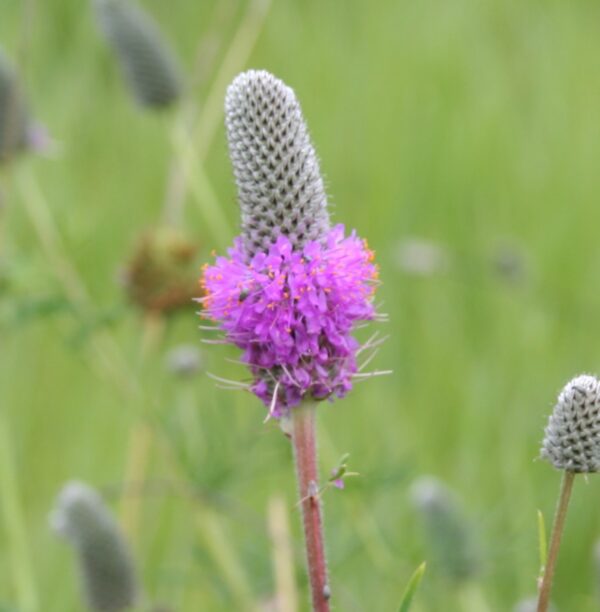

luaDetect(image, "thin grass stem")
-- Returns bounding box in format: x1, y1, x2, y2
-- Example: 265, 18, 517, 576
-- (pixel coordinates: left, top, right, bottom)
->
119, 314, 164, 546
192, 0, 272, 161
268, 494, 298, 612
0, 413, 38, 612
161, 0, 272, 228
194, 505, 259, 610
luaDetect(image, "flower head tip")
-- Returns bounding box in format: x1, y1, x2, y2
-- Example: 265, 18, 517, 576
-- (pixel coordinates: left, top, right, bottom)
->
225, 70, 330, 259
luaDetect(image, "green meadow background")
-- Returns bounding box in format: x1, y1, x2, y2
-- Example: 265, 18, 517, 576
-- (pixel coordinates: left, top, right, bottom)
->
3, 0, 600, 610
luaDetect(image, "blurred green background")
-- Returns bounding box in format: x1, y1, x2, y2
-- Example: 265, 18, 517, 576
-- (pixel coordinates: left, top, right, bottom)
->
3, 0, 600, 610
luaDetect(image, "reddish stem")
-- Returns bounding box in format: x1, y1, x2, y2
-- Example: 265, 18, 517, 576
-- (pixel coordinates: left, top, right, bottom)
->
291, 403, 330, 612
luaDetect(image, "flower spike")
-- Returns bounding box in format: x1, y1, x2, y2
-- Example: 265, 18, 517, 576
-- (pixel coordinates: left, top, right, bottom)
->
200, 69, 382, 612
201, 71, 380, 417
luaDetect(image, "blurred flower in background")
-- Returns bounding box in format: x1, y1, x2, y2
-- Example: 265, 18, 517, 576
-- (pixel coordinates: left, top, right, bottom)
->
92, 0, 183, 109
0, 49, 34, 163
392, 237, 449, 277
410, 475, 482, 584
121, 227, 200, 315
50, 482, 140, 612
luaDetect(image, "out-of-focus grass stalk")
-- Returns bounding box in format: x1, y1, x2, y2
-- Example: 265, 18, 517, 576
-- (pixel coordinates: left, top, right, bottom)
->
319, 423, 396, 571
155, 421, 259, 609
15, 165, 87, 305
119, 420, 154, 544
192, 0, 272, 160
162, 109, 191, 228
14, 165, 140, 399
194, 505, 258, 611
12, 4, 123, 387
0, 412, 38, 612
457, 583, 492, 612
15, 165, 162, 552
160, 1, 233, 228
268, 494, 298, 612
172, 127, 232, 248
120, 313, 164, 547
162, 0, 272, 230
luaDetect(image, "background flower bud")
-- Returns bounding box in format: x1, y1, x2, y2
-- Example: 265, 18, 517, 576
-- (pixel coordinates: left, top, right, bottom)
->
410, 476, 482, 583
0, 50, 30, 163
92, 0, 183, 109
50, 481, 139, 612
122, 226, 199, 315
165, 344, 204, 378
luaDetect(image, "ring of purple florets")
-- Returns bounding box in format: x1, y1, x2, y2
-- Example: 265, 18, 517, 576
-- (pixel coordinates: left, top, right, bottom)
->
200, 225, 378, 417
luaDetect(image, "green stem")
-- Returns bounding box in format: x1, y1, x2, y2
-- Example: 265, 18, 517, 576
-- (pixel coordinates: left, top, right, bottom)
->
0, 412, 38, 611
537, 470, 575, 612
195, 506, 258, 610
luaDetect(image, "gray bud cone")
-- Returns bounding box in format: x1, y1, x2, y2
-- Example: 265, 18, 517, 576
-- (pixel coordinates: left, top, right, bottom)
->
0, 50, 29, 163
51, 482, 139, 611
93, 0, 182, 109
410, 476, 481, 583
541, 374, 600, 473
225, 70, 330, 259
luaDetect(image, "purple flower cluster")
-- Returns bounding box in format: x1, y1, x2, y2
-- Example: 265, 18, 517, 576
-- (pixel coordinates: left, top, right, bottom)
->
201, 225, 378, 416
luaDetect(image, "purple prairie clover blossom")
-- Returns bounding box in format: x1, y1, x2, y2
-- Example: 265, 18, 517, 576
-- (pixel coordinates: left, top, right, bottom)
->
200, 69, 383, 420
201, 224, 378, 417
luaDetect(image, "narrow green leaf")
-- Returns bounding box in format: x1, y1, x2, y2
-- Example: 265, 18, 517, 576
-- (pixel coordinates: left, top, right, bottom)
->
398, 561, 426, 612
537, 509, 547, 574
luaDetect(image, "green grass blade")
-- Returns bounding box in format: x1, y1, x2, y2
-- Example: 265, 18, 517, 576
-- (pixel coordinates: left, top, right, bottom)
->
537, 509, 548, 575
0, 414, 38, 612
398, 561, 426, 612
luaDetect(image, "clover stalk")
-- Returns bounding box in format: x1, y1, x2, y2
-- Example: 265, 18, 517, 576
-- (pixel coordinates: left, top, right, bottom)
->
536, 470, 575, 612
202, 69, 381, 610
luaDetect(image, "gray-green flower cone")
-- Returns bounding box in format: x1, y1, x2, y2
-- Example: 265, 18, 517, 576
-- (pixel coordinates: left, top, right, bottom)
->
225, 70, 330, 259
410, 476, 481, 583
541, 374, 600, 473
51, 482, 139, 611
93, 0, 182, 109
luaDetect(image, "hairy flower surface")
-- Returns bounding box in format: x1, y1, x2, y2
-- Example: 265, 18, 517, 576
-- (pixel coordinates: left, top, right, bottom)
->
202, 225, 377, 416
201, 70, 380, 416
50, 482, 139, 611
541, 374, 600, 473
225, 70, 330, 259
